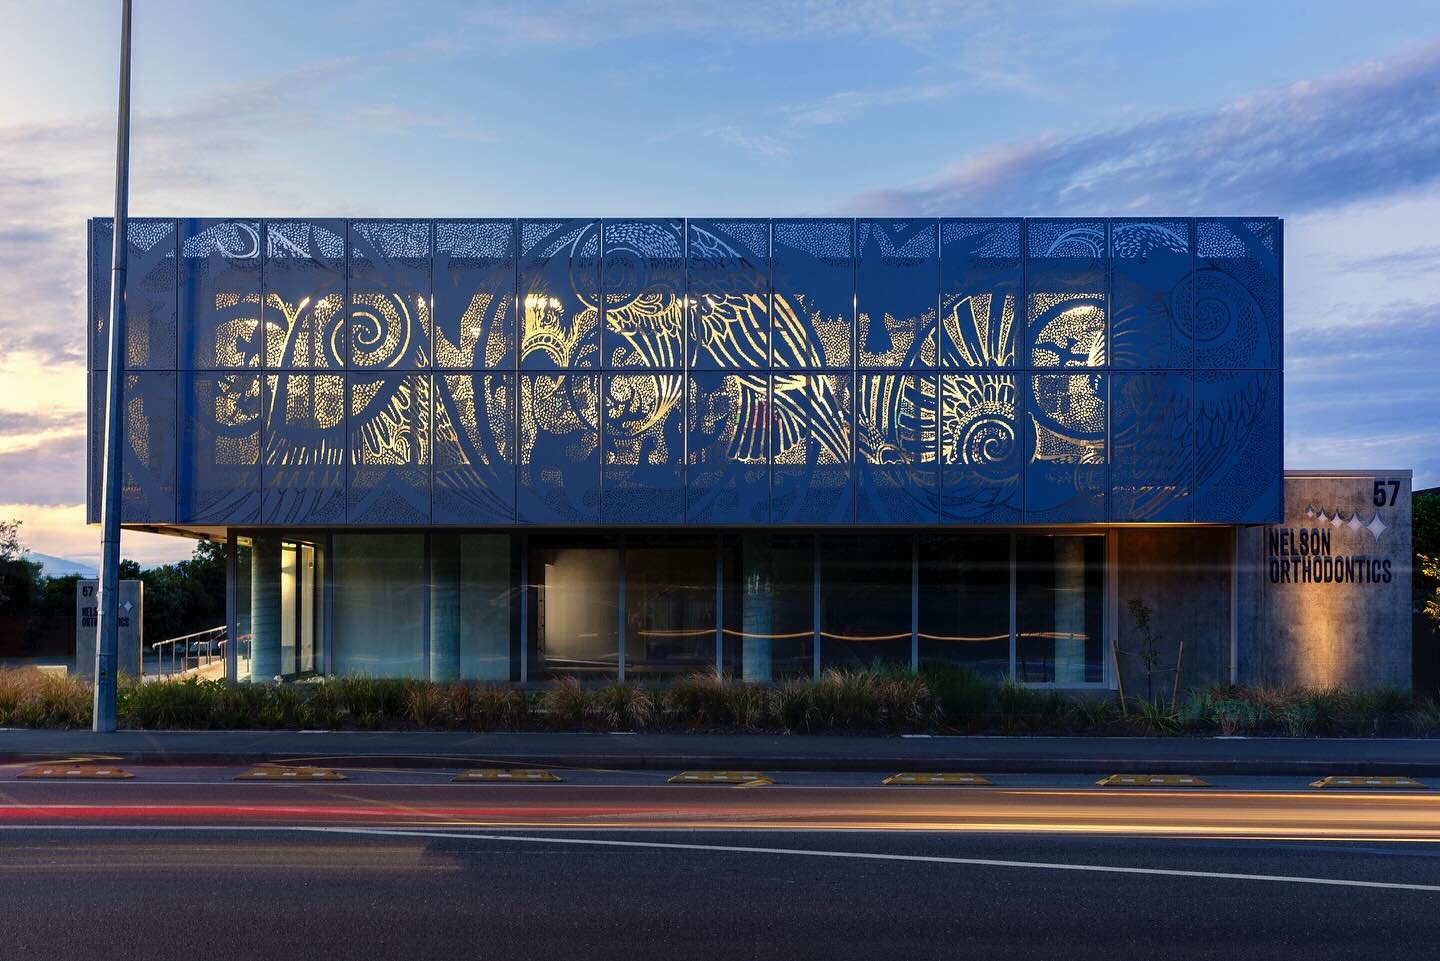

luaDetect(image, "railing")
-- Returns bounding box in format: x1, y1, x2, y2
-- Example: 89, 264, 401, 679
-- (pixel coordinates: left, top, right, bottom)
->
150, 625, 226, 679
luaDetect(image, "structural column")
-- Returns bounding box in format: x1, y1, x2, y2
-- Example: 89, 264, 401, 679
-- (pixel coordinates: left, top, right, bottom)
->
1053, 537, 1087, 684
429, 534, 461, 682
740, 535, 773, 683
249, 535, 282, 682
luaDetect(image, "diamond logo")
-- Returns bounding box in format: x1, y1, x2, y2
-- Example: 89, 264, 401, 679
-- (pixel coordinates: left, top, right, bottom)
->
1366, 513, 1388, 540
1347, 514, 1362, 532
1305, 505, 1316, 519
1317, 509, 1330, 524
1330, 513, 1343, 528
122, 601, 133, 613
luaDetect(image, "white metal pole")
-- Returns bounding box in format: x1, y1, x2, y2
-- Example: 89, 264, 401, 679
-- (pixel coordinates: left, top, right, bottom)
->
94, 0, 133, 732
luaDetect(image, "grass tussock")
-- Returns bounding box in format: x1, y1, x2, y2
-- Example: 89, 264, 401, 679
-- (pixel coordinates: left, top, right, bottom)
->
0, 666, 1435, 736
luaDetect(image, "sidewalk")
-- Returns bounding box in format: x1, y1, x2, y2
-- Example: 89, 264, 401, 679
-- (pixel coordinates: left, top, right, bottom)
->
2, 729, 1439, 775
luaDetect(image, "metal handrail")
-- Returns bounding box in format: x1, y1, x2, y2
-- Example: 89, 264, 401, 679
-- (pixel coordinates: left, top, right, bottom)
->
150, 624, 226, 678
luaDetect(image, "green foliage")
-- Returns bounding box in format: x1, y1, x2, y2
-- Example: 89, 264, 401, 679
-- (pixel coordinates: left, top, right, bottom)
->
665, 670, 734, 727
0, 519, 41, 614
135, 541, 227, 644
920, 664, 997, 726
1126, 597, 1165, 701
542, 676, 594, 729
0, 666, 1427, 737
0, 667, 90, 727
1407, 698, 1440, 737
1129, 697, 1180, 735
595, 684, 655, 729
773, 680, 814, 732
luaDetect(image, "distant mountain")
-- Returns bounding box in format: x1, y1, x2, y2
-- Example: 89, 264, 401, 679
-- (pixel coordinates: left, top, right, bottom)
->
27, 553, 99, 579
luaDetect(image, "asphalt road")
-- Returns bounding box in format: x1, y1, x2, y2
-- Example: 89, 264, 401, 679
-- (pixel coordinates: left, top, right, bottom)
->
2, 764, 1438, 960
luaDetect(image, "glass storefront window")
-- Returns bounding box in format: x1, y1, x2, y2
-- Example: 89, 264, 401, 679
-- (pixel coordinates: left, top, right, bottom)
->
528, 536, 619, 679
820, 534, 911, 670
227, 530, 1108, 687
332, 534, 425, 678
1016, 534, 1104, 684
624, 536, 717, 677
723, 533, 814, 681
919, 532, 1010, 678
431, 533, 516, 682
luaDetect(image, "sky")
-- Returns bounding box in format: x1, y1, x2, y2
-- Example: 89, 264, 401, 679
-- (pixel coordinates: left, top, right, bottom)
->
1, 0, 1438, 567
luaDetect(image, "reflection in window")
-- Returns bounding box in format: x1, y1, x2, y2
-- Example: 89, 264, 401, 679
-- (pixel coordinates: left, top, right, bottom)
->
625, 536, 716, 677
332, 534, 425, 678
723, 534, 814, 681
919, 533, 1010, 678
431, 534, 515, 682
820, 535, 911, 669
1016, 535, 1104, 684
527, 537, 619, 679
235, 537, 252, 679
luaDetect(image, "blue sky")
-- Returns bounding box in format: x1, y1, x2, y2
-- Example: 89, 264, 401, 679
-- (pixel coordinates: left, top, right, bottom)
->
1, 0, 1438, 564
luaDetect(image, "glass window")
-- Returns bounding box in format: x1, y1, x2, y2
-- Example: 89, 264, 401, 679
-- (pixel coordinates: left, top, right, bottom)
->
235, 536, 253, 680
919, 533, 1010, 678
1016, 535, 1104, 685
820, 534, 911, 670
430, 534, 516, 682
624, 536, 716, 678
332, 534, 425, 678
527, 536, 619, 679
723, 534, 814, 681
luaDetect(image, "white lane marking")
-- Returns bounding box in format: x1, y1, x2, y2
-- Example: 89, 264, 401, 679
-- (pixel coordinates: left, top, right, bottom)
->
1, 824, 1433, 892
321, 829, 1440, 891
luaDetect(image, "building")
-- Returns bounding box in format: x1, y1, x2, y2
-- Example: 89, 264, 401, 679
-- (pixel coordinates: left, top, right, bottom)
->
84, 217, 1413, 691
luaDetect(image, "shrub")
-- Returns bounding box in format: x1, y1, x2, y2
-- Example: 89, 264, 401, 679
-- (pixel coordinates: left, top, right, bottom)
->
1211, 698, 1265, 736
811, 669, 884, 730
473, 684, 529, 730
0, 669, 92, 728
329, 676, 409, 719
773, 680, 814, 732
1069, 695, 1120, 732
406, 682, 445, 727
1407, 698, 1440, 737
665, 671, 733, 727
994, 680, 1045, 732
1130, 696, 1180, 735
921, 665, 996, 727
595, 684, 654, 730
1178, 692, 1215, 730
119, 677, 225, 729
542, 676, 594, 729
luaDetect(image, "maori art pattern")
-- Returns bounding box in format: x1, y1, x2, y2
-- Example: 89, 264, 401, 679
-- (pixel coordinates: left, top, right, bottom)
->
857, 220, 938, 368
89, 218, 1282, 526
93, 218, 178, 370
939, 373, 1022, 523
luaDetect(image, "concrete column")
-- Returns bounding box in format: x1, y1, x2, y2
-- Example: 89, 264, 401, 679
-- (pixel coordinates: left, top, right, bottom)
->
741, 537, 773, 682
249, 535, 282, 682
429, 534, 461, 682
1053, 537, 1087, 684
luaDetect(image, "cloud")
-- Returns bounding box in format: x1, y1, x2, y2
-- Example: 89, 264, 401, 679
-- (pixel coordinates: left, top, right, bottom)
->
848, 41, 1440, 216
1283, 301, 1440, 482
442, 0, 1012, 47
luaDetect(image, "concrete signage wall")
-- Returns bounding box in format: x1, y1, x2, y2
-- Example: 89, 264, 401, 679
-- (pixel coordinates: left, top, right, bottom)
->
74, 579, 143, 680
1237, 470, 1412, 690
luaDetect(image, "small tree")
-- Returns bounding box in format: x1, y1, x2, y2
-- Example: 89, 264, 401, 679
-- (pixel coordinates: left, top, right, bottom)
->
1420, 553, 1440, 634
0, 519, 40, 613
1127, 597, 1163, 702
